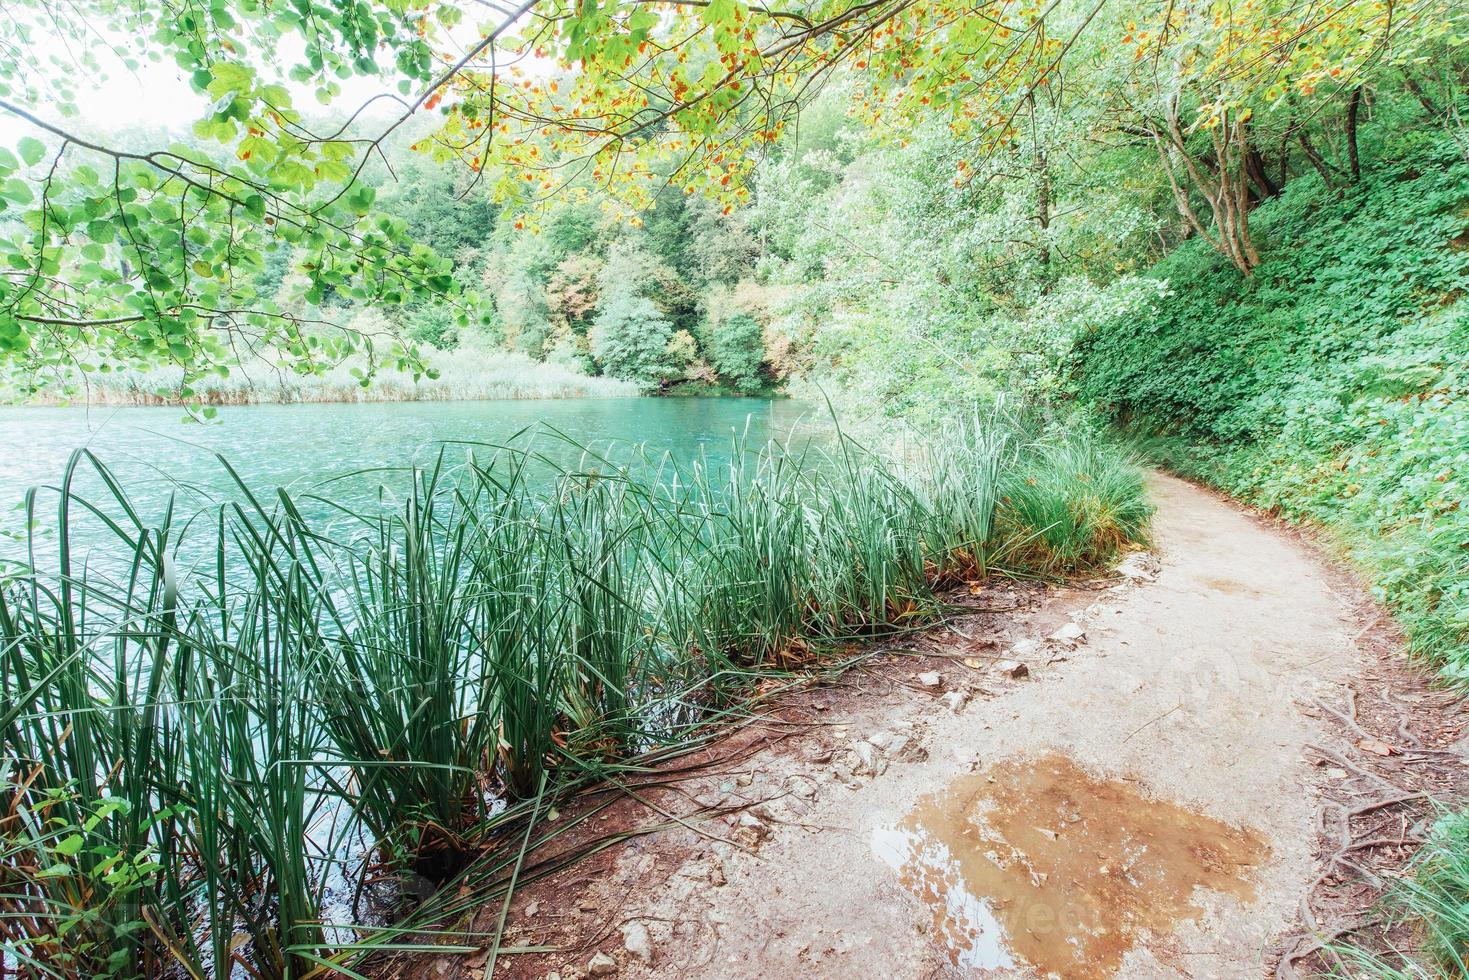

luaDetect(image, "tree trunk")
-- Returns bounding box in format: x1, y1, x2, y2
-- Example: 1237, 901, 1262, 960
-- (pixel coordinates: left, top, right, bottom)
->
1345, 87, 1362, 183
1026, 91, 1052, 274
1399, 70, 1440, 119
1035, 145, 1051, 268
1151, 93, 1260, 276
1297, 129, 1337, 191
1245, 141, 1280, 200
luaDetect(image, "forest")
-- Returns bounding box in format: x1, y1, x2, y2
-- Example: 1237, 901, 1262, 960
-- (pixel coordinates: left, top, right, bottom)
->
2, 0, 1469, 976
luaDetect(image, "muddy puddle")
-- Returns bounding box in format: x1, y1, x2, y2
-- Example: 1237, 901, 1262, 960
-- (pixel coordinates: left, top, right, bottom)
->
872, 753, 1267, 977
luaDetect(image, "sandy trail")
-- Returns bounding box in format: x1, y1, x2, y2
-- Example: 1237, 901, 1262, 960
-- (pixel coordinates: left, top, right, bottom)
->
450, 474, 1435, 980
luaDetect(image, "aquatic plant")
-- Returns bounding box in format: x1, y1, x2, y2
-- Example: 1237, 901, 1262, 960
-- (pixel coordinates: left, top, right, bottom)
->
0, 413, 1149, 977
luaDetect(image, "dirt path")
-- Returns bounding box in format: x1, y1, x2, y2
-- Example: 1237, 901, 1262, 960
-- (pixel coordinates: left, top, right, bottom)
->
430, 474, 1466, 980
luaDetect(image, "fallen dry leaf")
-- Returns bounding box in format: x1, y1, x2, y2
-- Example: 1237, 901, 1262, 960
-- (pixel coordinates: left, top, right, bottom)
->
1357, 737, 1398, 757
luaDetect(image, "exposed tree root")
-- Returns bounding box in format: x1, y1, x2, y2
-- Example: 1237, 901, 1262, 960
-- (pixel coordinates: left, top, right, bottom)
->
1274, 665, 1468, 977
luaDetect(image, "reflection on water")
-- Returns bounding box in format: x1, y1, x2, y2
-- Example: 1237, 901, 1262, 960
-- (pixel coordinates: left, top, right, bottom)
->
873, 754, 1268, 977
872, 826, 1015, 970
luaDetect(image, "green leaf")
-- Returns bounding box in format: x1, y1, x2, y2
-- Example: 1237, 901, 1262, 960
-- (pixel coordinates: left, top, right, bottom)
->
17, 136, 45, 167
53, 834, 85, 857
2, 178, 33, 204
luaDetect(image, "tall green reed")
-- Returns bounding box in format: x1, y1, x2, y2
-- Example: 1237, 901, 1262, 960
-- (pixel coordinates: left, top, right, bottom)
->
993, 433, 1152, 575
2, 411, 1149, 978
311, 462, 496, 869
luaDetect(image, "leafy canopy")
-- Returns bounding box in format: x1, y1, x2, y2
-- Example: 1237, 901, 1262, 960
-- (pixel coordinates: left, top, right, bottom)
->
2, 0, 1462, 395
0, 0, 470, 398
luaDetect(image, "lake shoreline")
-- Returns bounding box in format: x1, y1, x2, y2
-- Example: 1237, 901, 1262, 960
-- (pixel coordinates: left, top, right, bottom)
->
0, 397, 821, 568
1, 348, 641, 407
1, 409, 1150, 978
12, 386, 643, 408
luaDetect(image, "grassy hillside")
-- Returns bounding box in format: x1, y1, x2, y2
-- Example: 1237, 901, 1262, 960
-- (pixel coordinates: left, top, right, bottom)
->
1075, 129, 1469, 682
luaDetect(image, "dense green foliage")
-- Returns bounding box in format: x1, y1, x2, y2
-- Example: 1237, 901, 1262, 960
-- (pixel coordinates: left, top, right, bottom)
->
1074, 127, 1469, 679
0, 416, 1147, 976
707, 313, 767, 393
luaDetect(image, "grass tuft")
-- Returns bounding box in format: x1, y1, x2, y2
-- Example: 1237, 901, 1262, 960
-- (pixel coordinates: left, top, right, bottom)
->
1329, 808, 1469, 978
993, 434, 1153, 577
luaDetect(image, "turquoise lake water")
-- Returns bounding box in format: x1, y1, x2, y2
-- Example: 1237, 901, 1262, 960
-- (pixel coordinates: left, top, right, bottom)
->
0, 397, 820, 565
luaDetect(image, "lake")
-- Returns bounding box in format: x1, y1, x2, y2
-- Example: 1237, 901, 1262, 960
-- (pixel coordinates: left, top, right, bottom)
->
0, 397, 819, 566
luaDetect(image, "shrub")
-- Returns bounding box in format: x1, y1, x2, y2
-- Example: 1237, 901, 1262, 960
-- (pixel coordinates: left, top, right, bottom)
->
666, 328, 699, 378
709, 313, 768, 392
589, 292, 677, 389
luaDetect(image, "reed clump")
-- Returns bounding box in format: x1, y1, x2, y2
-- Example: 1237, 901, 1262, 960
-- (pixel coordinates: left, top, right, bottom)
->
0, 411, 1148, 977
992, 433, 1153, 576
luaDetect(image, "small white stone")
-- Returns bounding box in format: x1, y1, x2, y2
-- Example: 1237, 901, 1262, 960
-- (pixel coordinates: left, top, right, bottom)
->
1009, 638, 1041, 658
940, 690, 969, 713
734, 812, 772, 845
852, 741, 888, 776
621, 922, 653, 964
1115, 553, 1157, 581
1050, 622, 1086, 646
587, 951, 618, 976
916, 671, 942, 688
